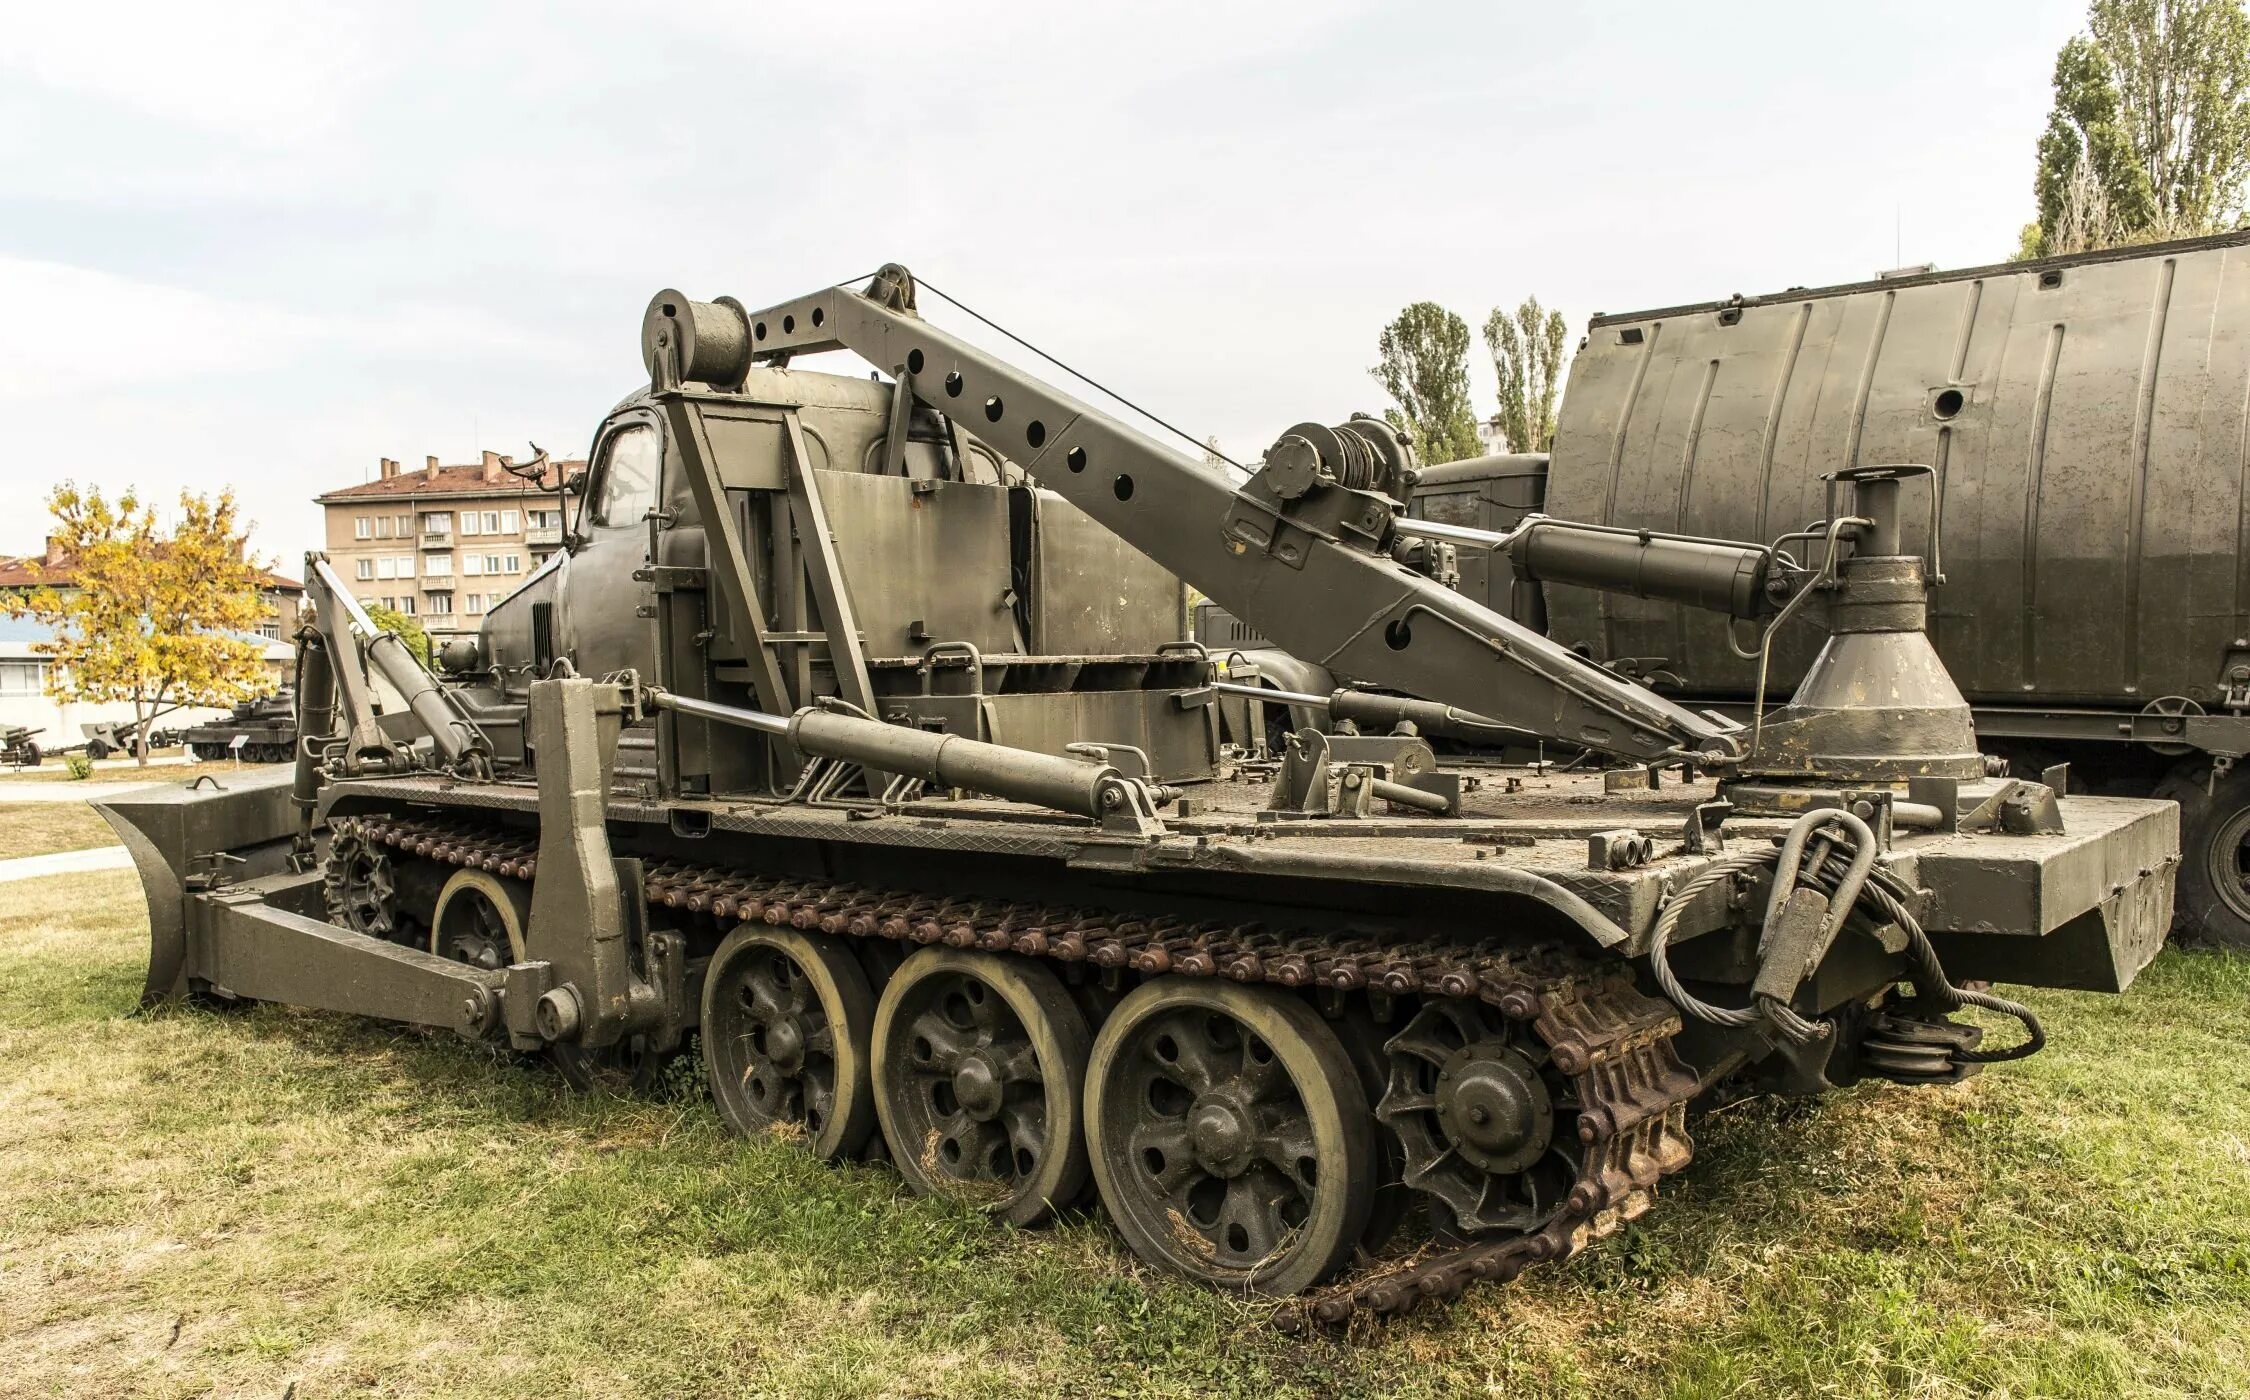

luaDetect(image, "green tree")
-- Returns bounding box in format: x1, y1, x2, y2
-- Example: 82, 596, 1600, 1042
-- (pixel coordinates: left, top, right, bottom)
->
1485, 297, 1570, 453
364, 603, 432, 668
2020, 0, 2250, 258
1371, 302, 1482, 466
3, 485, 270, 765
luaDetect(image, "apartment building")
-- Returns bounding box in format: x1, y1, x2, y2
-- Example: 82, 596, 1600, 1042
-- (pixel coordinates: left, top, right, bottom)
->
315, 451, 586, 645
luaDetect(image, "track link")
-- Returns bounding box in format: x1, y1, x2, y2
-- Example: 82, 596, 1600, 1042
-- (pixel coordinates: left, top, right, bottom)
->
335, 812, 1699, 1329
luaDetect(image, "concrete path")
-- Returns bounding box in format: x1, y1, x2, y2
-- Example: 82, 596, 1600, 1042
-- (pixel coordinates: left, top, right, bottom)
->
0, 844, 133, 883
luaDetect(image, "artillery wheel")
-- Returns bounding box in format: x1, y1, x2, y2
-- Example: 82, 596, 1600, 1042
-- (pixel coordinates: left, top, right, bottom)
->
872, 948, 1091, 1226
1085, 980, 1373, 1296
702, 925, 877, 1160
84, 737, 111, 760
1376, 999, 1576, 1237
2155, 760, 2250, 948
16, 742, 38, 767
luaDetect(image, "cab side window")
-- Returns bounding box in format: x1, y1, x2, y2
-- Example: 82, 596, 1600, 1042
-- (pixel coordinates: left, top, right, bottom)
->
590, 423, 660, 528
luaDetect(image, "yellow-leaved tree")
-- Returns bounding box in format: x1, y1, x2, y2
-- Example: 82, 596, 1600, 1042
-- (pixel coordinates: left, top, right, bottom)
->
4, 485, 273, 765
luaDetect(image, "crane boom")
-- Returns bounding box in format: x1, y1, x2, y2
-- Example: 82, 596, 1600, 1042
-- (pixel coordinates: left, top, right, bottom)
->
649, 267, 1742, 766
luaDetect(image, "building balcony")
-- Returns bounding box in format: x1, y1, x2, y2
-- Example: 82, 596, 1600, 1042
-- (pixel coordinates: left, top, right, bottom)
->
421, 533, 451, 547
525, 525, 563, 546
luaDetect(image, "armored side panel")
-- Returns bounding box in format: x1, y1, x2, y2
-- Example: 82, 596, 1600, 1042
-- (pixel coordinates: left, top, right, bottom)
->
1544, 230, 2250, 709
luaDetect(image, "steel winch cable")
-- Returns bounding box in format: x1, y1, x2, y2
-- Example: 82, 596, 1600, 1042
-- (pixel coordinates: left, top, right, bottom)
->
908, 276, 1252, 472
1648, 808, 2045, 1062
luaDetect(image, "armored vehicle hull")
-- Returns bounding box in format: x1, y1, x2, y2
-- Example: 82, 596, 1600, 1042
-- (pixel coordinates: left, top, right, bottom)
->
98, 265, 2177, 1327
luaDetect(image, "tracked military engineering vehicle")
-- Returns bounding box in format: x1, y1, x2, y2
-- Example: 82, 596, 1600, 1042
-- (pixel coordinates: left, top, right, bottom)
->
98, 267, 2177, 1326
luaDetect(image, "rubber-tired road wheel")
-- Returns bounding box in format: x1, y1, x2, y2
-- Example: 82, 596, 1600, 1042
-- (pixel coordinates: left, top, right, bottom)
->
2154, 760, 2250, 948
703, 925, 877, 1159
427, 867, 668, 1094
1086, 979, 1374, 1296
872, 948, 1091, 1226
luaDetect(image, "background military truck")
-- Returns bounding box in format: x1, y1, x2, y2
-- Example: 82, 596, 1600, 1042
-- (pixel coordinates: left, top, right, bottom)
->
1204, 231, 2250, 945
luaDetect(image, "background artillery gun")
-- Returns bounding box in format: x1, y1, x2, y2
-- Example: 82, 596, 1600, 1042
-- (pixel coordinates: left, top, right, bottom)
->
3, 723, 47, 767
95, 266, 2176, 1327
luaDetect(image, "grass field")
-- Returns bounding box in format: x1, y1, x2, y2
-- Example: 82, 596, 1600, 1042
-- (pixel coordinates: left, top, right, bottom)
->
3, 871, 2247, 1399
0, 802, 123, 862
0, 760, 272, 788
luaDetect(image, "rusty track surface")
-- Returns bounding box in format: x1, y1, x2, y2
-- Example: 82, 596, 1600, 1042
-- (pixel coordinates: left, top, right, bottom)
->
337, 813, 1699, 1329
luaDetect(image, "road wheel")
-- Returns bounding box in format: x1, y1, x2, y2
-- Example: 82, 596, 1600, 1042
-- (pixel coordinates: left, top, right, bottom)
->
872, 948, 1091, 1226
702, 925, 877, 1160
1086, 979, 1374, 1296
2154, 761, 2250, 948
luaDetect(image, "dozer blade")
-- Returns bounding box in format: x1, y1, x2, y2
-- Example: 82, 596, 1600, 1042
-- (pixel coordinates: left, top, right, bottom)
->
91, 767, 303, 1005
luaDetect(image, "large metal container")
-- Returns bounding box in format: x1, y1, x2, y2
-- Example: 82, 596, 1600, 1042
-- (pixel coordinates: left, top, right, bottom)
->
1543, 229, 2250, 711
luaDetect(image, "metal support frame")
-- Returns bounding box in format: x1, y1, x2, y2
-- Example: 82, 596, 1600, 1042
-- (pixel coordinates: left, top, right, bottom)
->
522, 677, 667, 1048
655, 391, 792, 715
725, 271, 1739, 767
781, 409, 881, 722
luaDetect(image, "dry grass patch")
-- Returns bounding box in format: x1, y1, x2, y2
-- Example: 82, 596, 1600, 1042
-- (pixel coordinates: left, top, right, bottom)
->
0, 760, 277, 788
0, 801, 122, 862
1, 869, 2246, 1398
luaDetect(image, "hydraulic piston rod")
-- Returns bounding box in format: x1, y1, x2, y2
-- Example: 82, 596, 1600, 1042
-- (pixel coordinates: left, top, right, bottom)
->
649, 691, 1142, 821
1211, 681, 1533, 746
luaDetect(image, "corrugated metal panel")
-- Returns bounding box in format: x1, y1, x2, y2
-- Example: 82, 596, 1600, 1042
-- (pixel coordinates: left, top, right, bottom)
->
1544, 231, 2250, 708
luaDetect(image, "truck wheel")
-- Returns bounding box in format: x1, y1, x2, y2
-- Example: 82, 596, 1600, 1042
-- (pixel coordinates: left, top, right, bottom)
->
2153, 761, 2250, 948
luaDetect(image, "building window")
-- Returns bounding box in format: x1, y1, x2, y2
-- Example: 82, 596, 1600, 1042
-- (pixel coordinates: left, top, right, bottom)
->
374, 516, 394, 539
424, 552, 452, 577
259, 622, 281, 639
396, 514, 413, 536
376, 557, 397, 580
500, 509, 519, 533
396, 595, 415, 616
460, 512, 482, 536
426, 592, 453, 615
503, 554, 519, 573
482, 511, 500, 533
462, 555, 482, 576
423, 512, 451, 536
397, 555, 415, 578
353, 516, 372, 540
356, 559, 375, 581
465, 593, 485, 615
0, 660, 48, 696
530, 549, 553, 569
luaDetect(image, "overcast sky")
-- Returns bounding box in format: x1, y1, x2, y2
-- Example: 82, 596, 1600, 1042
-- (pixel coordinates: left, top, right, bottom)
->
1, 0, 2087, 569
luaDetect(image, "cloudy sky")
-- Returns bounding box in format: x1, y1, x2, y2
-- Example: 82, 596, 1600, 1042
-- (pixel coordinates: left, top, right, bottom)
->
2, 1, 2086, 568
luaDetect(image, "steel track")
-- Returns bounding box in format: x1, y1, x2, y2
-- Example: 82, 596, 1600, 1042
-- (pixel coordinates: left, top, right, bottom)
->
336, 812, 1700, 1329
